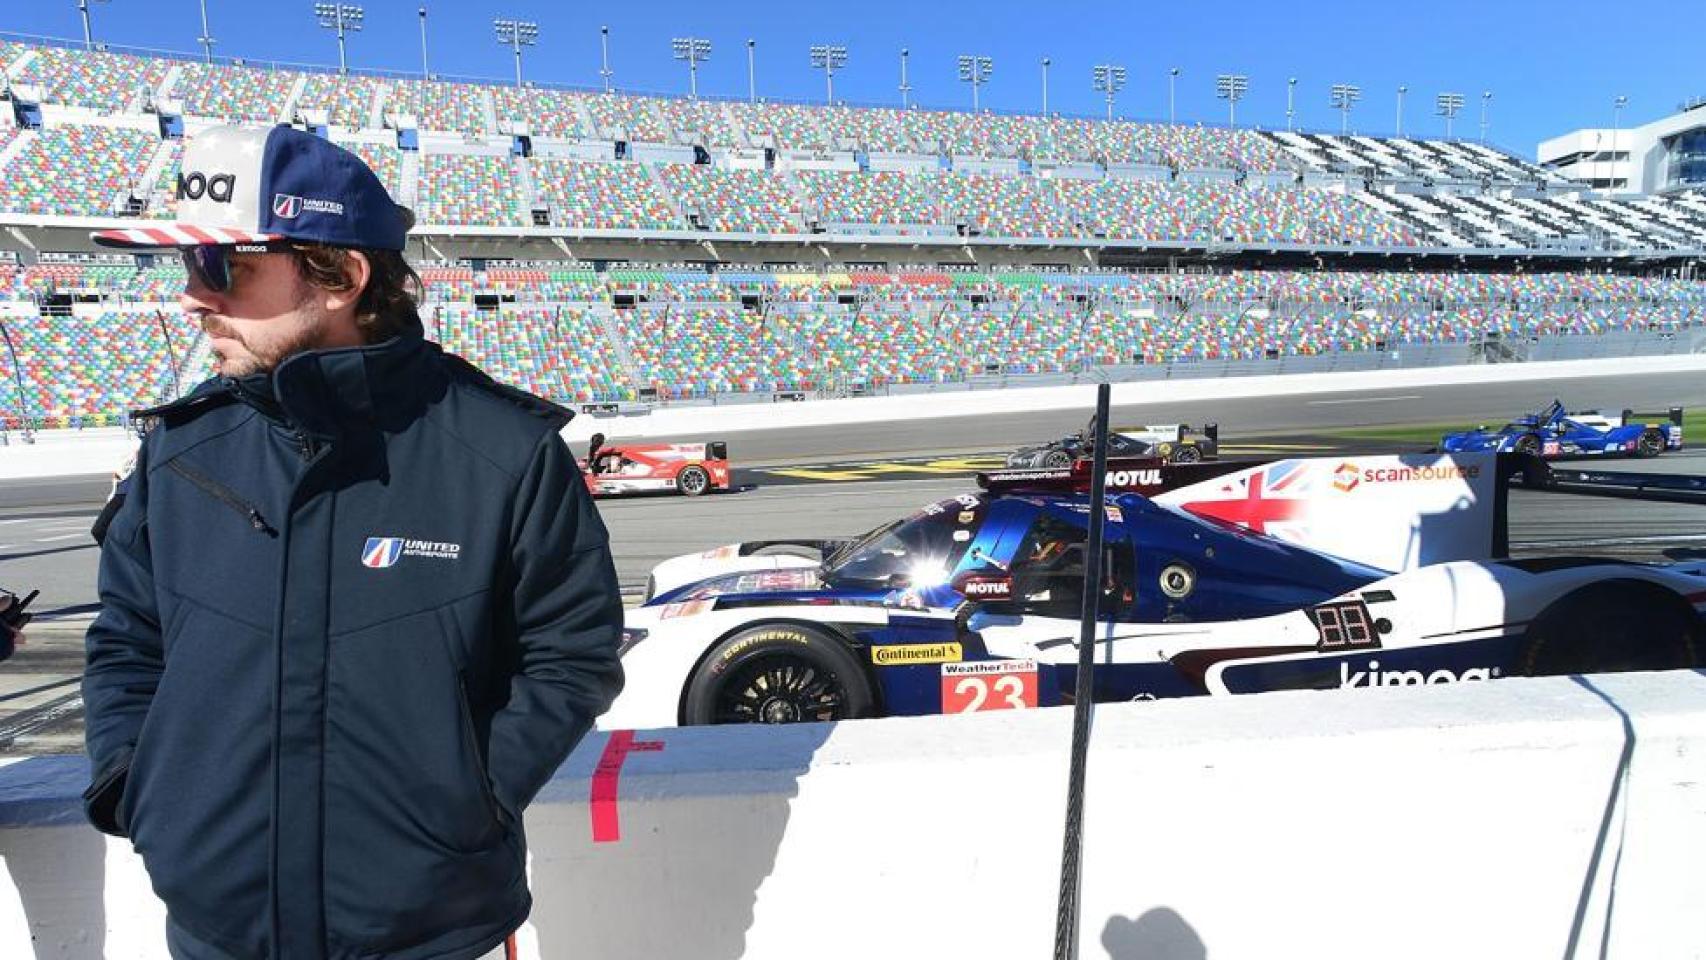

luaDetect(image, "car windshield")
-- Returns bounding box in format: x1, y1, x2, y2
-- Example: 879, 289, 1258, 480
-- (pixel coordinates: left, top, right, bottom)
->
823, 497, 985, 587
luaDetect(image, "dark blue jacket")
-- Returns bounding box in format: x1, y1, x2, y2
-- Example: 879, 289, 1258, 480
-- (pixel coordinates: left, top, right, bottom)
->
82, 331, 624, 959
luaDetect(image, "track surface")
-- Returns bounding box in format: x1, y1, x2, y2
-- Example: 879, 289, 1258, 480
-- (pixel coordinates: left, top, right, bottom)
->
6, 371, 1706, 753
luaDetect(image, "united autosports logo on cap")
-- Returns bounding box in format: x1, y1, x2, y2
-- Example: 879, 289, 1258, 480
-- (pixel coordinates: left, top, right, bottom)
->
362, 537, 404, 568
273, 192, 345, 218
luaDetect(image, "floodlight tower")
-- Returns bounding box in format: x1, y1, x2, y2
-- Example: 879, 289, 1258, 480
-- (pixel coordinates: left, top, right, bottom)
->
1092, 64, 1127, 122
1286, 76, 1297, 130
314, 4, 364, 74
1479, 90, 1492, 143
1436, 91, 1465, 138
418, 7, 429, 78
197, 0, 216, 63
671, 37, 712, 99
1329, 83, 1361, 134
899, 48, 912, 108
1215, 73, 1248, 126
76, 0, 109, 50
1396, 84, 1407, 136
1041, 57, 1051, 115
958, 54, 993, 111
1169, 67, 1180, 125
747, 39, 757, 103
494, 18, 538, 89
1609, 94, 1629, 190
810, 44, 848, 104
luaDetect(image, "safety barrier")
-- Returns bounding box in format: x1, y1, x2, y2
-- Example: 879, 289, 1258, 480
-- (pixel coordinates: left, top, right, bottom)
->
1, 670, 1703, 958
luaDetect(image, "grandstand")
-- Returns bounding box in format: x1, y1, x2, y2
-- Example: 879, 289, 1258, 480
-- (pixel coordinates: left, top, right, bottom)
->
1, 34, 1704, 429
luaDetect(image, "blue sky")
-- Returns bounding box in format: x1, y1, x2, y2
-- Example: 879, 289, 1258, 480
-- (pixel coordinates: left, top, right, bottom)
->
3, 1, 1696, 157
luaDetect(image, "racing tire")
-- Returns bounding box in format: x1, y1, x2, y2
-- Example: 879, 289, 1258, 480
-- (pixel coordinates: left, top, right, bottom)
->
1043, 450, 1073, 469
677, 464, 711, 497
682, 623, 876, 726
1513, 434, 1544, 457
1634, 429, 1665, 459
1517, 579, 1701, 678
1168, 445, 1204, 465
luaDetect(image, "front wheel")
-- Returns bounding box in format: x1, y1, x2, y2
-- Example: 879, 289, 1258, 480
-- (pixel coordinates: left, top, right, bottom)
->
682, 624, 875, 725
1043, 450, 1073, 469
1518, 579, 1701, 678
677, 464, 711, 496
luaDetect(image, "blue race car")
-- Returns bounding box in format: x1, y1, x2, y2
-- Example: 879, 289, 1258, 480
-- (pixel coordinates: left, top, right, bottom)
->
1439, 400, 1682, 459
605, 453, 1706, 729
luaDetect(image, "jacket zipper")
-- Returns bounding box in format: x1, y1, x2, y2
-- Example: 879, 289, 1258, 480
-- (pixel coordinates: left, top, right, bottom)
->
166, 460, 277, 536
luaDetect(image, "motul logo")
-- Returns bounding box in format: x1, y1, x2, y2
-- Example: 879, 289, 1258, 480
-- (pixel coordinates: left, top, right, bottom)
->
1106, 469, 1161, 487
962, 579, 1011, 598
178, 171, 236, 203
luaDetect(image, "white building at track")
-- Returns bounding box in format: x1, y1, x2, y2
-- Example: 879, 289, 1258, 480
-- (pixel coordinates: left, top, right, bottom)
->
1539, 98, 1706, 194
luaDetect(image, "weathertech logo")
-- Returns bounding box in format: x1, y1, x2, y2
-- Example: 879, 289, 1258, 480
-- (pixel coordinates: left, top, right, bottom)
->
273, 193, 346, 219
361, 536, 462, 569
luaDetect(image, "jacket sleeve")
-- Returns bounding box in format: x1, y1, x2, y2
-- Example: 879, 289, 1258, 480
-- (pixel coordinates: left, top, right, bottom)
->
81, 438, 161, 837
487, 431, 625, 818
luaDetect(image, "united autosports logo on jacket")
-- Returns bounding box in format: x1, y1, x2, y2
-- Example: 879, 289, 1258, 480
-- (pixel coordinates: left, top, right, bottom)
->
361, 536, 462, 569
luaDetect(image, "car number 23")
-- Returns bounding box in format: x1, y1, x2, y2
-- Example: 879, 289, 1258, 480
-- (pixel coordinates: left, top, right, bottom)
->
940, 660, 1040, 713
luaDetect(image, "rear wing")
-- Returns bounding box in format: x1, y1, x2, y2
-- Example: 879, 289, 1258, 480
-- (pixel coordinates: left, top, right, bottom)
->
1620, 406, 1684, 428
1112, 423, 1220, 445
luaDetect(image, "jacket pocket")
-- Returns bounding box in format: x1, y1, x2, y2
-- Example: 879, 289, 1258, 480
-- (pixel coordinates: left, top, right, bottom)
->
323, 606, 522, 949
166, 460, 276, 536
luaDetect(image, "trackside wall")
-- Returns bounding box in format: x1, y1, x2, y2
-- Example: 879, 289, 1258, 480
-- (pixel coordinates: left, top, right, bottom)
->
1, 670, 1703, 958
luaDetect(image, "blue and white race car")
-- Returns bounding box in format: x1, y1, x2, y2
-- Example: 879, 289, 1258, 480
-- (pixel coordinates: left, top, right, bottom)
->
604, 452, 1705, 729
1439, 400, 1682, 458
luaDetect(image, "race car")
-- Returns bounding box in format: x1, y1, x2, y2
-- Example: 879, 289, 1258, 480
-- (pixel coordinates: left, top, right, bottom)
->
1439, 400, 1682, 459
578, 436, 731, 497
603, 451, 1704, 729
1006, 417, 1218, 468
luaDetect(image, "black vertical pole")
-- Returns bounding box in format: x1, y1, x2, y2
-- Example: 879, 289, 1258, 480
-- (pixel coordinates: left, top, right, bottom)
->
1053, 382, 1111, 960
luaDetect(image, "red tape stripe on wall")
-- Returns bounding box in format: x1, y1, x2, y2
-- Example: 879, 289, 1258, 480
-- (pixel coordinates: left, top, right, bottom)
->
591, 729, 665, 842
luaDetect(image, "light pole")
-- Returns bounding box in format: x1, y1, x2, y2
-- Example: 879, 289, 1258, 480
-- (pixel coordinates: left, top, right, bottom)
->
599, 25, 613, 93
1286, 76, 1296, 131
1479, 90, 1492, 143
313, 4, 363, 74
671, 37, 711, 100
899, 48, 912, 108
77, 0, 109, 50
1609, 94, 1628, 190
1329, 83, 1360, 135
1041, 57, 1051, 116
494, 18, 538, 89
1092, 64, 1126, 122
1168, 67, 1180, 125
1396, 84, 1407, 136
810, 44, 847, 104
1436, 91, 1465, 138
417, 7, 429, 78
1215, 73, 1248, 126
197, 0, 215, 63
958, 54, 993, 111
746, 39, 756, 103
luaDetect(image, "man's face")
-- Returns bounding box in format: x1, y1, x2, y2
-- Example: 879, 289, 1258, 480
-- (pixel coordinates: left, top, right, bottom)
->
178, 249, 343, 378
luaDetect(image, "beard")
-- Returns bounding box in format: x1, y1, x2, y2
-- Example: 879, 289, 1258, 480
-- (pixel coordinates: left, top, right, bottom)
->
201, 312, 326, 377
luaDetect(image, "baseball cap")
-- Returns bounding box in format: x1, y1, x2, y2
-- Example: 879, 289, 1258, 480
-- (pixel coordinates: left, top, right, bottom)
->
93, 124, 414, 251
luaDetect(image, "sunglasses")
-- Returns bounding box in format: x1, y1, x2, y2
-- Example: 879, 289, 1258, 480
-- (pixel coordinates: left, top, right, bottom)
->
179, 243, 289, 293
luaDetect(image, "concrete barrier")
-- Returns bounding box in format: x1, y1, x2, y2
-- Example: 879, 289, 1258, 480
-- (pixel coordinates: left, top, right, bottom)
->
2, 670, 1703, 958
7, 354, 1706, 480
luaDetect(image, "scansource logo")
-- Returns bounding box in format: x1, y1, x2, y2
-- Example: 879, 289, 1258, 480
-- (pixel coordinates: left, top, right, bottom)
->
871, 643, 963, 666
1333, 462, 1360, 492
1335, 462, 1481, 491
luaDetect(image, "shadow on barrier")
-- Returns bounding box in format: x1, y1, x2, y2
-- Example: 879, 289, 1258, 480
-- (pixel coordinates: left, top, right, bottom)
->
528, 722, 834, 960
0, 757, 105, 958
1100, 906, 1206, 960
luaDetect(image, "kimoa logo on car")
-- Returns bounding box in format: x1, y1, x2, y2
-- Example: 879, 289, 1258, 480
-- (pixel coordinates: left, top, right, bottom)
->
1339, 659, 1500, 687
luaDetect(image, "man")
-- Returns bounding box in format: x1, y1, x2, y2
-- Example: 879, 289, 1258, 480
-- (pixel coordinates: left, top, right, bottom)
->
81, 125, 624, 960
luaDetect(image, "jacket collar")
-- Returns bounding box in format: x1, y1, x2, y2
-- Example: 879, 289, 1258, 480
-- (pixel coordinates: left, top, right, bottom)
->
226, 331, 442, 440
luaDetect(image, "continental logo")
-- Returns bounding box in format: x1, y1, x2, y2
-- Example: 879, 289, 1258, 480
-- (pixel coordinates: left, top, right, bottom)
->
871, 642, 963, 666
709, 628, 811, 676
1337, 462, 1481, 491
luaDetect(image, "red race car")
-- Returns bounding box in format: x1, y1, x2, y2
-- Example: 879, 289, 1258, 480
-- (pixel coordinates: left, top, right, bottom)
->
578, 435, 731, 497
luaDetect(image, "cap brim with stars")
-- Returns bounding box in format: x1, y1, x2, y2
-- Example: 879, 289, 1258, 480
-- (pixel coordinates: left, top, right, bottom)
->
92, 124, 413, 251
